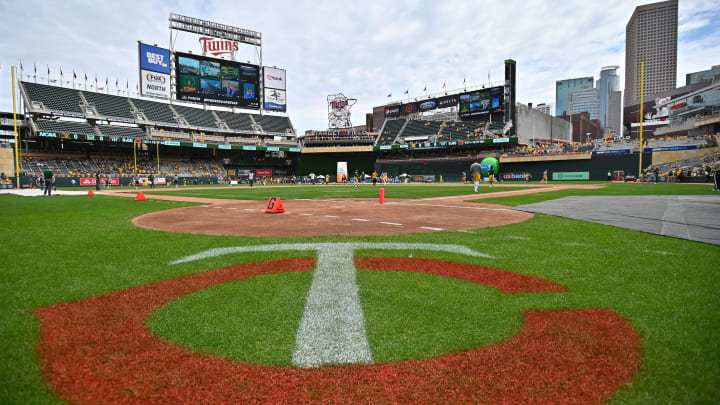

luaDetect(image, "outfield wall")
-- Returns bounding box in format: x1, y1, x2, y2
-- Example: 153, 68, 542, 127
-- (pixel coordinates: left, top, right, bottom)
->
299, 152, 376, 176
375, 152, 656, 181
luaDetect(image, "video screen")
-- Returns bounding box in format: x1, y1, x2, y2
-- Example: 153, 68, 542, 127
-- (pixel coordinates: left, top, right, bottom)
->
201, 78, 221, 95
175, 51, 260, 108
200, 61, 221, 77
459, 86, 504, 118
178, 57, 200, 75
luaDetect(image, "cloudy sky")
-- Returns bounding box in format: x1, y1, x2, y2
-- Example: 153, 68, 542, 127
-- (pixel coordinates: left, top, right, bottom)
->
0, 0, 718, 133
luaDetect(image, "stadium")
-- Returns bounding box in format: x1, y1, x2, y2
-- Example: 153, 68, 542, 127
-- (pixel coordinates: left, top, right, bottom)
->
1, 5, 720, 405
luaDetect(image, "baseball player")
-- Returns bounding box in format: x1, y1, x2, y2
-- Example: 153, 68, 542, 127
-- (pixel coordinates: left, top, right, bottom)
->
470, 161, 482, 192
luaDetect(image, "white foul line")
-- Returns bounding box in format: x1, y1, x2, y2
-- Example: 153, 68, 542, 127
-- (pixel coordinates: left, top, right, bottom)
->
292, 246, 372, 368
170, 243, 493, 367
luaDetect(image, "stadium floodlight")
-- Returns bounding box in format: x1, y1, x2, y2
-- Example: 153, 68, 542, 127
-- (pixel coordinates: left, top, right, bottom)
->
169, 13, 261, 46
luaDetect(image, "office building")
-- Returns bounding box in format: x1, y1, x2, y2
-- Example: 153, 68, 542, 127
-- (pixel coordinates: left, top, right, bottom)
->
556, 77, 593, 116
686, 65, 720, 86
624, 0, 678, 105
568, 87, 600, 121
596, 66, 622, 133
535, 103, 552, 115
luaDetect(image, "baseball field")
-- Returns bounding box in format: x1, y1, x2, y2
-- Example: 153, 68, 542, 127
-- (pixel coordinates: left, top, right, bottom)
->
1, 182, 719, 404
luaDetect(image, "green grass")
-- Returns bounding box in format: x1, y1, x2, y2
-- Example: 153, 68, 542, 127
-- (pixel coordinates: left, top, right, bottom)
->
1, 184, 719, 404
479, 182, 716, 206
139, 184, 531, 200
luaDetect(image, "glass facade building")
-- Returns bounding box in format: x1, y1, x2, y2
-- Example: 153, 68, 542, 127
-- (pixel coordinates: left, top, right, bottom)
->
597, 66, 620, 128
556, 77, 594, 116
568, 88, 600, 121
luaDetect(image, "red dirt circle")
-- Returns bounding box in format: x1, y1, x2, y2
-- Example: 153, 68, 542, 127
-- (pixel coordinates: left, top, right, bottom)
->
132, 197, 533, 236
36, 258, 641, 404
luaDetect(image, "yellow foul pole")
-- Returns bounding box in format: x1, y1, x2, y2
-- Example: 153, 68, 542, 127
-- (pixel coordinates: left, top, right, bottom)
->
11, 66, 20, 189
638, 61, 645, 176
133, 141, 137, 174
156, 142, 160, 175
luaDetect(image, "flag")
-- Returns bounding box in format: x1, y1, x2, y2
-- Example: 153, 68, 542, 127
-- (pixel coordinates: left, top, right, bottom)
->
463, 76, 466, 84
488, 70, 490, 82
105, 77, 108, 86
73, 71, 77, 79
423, 85, 427, 92
20, 60, 23, 72
115, 78, 118, 87
60, 67, 64, 77
84, 73, 87, 81
404, 89, 408, 94
126, 80, 129, 89
47, 65, 50, 75
34, 62, 37, 74
387, 93, 391, 98
442, 81, 446, 88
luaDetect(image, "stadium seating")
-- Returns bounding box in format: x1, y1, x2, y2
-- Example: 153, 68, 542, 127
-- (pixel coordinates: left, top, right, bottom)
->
21, 153, 226, 178
172, 105, 219, 128
215, 111, 255, 131
36, 119, 96, 136
81, 91, 136, 119
96, 125, 146, 138
256, 115, 293, 133
402, 120, 442, 138
377, 119, 405, 145
22, 82, 84, 114
131, 99, 178, 124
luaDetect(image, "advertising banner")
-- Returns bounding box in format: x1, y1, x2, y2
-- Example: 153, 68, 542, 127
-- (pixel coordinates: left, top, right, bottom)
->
336, 161, 348, 183
264, 88, 287, 111
140, 69, 171, 98
437, 94, 459, 109
384, 105, 400, 117
552, 172, 590, 181
139, 43, 171, 74
263, 66, 286, 90
256, 169, 272, 176
400, 102, 418, 115
501, 172, 527, 181
418, 99, 438, 112
80, 178, 120, 186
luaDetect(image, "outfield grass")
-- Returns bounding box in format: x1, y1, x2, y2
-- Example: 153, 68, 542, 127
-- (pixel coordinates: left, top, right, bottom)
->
1, 185, 719, 404
139, 184, 532, 200
478, 182, 716, 206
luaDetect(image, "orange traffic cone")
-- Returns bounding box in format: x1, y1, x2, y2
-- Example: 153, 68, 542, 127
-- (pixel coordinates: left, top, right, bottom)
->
135, 191, 147, 201
265, 197, 286, 213
88, 189, 95, 196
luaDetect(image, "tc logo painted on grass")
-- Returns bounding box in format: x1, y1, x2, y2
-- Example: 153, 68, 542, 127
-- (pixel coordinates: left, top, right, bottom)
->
36, 243, 641, 404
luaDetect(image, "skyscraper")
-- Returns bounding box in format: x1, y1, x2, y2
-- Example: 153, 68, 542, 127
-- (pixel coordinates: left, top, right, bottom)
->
597, 66, 622, 132
568, 88, 600, 121
624, 0, 678, 106
556, 77, 594, 116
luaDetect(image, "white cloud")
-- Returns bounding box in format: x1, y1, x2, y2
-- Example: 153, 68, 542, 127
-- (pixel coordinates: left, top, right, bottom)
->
0, 0, 717, 134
